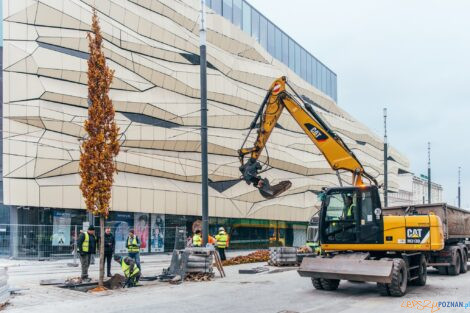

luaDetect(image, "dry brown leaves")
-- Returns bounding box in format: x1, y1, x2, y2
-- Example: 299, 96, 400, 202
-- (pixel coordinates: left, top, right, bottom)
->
185, 272, 215, 282
222, 250, 270, 266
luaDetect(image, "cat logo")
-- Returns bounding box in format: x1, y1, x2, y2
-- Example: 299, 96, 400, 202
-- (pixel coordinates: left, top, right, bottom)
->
406, 227, 430, 244
304, 123, 328, 142
407, 228, 422, 238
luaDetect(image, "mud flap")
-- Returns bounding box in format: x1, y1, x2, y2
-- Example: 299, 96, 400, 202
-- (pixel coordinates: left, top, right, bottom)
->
298, 255, 395, 284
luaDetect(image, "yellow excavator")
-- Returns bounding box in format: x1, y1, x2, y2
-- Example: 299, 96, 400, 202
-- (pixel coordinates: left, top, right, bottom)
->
238, 77, 445, 296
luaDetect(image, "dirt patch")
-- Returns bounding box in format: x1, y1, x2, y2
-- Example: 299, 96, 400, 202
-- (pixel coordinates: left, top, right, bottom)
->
0, 302, 9, 311
88, 286, 108, 293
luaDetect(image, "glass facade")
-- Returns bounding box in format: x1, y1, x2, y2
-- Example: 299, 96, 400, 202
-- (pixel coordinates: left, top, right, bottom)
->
207, 0, 337, 101
0, 207, 307, 258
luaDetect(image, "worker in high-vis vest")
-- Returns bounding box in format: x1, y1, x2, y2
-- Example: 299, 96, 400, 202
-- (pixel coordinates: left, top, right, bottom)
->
192, 229, 202, 247
77, 225, 97, 280
114, 255, 141, 287
126, 229, 141, 271
215, 227, 229, 261
343, 196, 355, 220
306, 241, 322, 255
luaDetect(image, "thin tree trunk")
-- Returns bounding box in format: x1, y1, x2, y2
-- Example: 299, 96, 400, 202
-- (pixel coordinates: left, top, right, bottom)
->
99, 215, 105, 286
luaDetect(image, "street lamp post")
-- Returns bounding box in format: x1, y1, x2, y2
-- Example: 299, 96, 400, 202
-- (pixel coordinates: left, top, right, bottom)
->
383, 108, 388, 207
199, 0, 209, 245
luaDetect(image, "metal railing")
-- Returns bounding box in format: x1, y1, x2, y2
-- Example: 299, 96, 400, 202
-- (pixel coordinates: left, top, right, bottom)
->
0, 224, 185, 260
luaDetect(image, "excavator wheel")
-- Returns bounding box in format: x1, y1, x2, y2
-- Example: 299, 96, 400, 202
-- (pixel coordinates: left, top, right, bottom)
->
388, 258, 408, 297
320, 279, 340, 291
377, 283, 390, 296
311, 278, 323, 290
410, 254, 427, 286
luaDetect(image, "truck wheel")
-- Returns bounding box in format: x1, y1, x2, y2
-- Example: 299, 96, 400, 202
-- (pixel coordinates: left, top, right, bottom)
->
388, 258, 408, 297
411, 255, 427, 286
320, 278, 340, 291
460, 250, 468, 274
377, 283, 390, 296
311, 278, 323, 290
448, 251, 461, 276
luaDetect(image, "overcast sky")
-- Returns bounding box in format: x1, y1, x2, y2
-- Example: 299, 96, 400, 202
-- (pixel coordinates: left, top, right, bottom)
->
250, 0, 470, 207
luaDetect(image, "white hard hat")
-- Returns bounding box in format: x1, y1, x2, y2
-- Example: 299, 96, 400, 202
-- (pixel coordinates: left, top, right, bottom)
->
218, 227, 225, 232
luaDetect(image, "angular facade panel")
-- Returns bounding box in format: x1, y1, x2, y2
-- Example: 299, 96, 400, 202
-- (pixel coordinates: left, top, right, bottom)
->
3, 0, 409, 224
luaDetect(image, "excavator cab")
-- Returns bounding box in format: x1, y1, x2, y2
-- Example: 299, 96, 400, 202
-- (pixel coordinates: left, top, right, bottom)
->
319, 186, 384, 246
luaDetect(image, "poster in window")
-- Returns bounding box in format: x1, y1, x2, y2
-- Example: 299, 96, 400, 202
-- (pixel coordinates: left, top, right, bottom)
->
151, 214, 165, 252
52, 211, 71, 246
110, 213, 133, 254
134, 213, 149, 253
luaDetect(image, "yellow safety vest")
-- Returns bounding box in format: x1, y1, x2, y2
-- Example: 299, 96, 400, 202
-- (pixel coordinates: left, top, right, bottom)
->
82, 232, 90, 252
193, 234, 202, 247
346, 204, 355, 218
215, 231, 228, 249
121, 260, 140, 278
127, 237, 140, 253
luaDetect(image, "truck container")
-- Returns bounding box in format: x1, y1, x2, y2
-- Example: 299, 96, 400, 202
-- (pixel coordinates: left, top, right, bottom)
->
383, 203, 470, 275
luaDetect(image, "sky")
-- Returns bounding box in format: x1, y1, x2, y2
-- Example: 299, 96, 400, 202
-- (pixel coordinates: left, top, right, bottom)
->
250, 0, 470, 207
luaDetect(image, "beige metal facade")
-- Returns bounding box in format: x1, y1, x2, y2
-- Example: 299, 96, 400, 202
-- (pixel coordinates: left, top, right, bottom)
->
3, 0, 410, 222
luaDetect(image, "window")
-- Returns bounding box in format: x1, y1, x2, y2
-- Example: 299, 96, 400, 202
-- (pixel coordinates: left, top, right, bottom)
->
300, 48, 307, 80
232, 0, 242, 27
223, 0, 232, 21
281, 32, 289, 64
306, 55, 312, 84
288, 38, 295, 70
211, 0, 222, 14
207, 0, 212, 7
332, 75, 337, 101
259, 15, 267, 50
251, 9, 259, 41
267, 21, 275, 55
311, 58, 317, 86
275, 27, 282, 61
326, 71, 331, 96
323, 191, 358, 244
316, 62, 322, 91
294, 43, 301, 75
242, 1, 251, 34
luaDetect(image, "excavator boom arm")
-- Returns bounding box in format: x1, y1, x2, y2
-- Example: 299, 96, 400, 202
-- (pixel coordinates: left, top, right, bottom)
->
238, 77, 377, 198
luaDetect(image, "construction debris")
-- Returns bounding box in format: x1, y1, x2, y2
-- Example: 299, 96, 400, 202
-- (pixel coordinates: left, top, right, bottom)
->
222, 250, 270, 266
184, 272, 215, 282
297, 246, 312, 254
64, 277, 86, 286
269, 247, 298, 266
103, 274, 126, 290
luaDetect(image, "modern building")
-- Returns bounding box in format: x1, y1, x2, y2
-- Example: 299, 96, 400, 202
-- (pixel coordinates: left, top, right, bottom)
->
2, 0, 410, 257
388, 172, 443, 206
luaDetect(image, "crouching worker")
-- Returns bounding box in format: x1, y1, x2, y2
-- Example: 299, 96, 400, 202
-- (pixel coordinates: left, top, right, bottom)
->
113, 255, 141, 287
